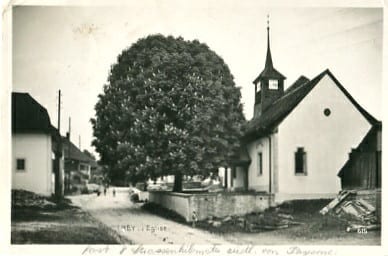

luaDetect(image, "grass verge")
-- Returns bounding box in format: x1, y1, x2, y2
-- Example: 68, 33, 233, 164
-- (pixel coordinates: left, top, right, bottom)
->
11, 202, 122, 244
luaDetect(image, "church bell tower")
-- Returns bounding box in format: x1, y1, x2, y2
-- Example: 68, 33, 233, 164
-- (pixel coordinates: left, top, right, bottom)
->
253, 16, 286, 118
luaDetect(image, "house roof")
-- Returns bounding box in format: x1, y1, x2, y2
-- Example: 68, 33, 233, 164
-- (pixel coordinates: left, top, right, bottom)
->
337, 123, 382, 177
231, 147, 251, 166
62, 137, 97, 166
244, 69, 380, 141
12, 92, 59, 135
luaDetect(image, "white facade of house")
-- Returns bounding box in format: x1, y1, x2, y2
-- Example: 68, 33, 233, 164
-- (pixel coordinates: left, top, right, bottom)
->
12, 133, 53, 196
236, 74, 372, 202
233, 166, 246, 188
246, 135, 273, 192
79, 162, 91, 180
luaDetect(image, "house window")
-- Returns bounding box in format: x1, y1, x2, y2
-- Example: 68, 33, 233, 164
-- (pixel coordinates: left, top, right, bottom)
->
16, 158, 26, 172
257, 152, 263, 176
295, 147, 307, 175
269, 79, 278, 90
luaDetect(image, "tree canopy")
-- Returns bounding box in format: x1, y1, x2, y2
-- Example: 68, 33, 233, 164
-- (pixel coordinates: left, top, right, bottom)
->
91, 34, 245, 190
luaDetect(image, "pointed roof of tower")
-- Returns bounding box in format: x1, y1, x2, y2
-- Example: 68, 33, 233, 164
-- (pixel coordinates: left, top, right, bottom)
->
253, 17, 286, 84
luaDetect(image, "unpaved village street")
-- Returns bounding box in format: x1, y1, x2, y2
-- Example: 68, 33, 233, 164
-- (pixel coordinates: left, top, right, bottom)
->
69, 187, 380, 246
69, 188, 228, 244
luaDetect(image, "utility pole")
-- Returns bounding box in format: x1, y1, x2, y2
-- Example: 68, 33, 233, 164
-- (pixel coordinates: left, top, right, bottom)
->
65, 116, 71, 193
69, 117, 71, 138
57, 90, 61, 133
54, 89, 64, 199
79, 135, 81, 150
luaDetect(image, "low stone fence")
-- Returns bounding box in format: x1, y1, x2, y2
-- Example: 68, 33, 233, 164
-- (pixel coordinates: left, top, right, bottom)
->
148, 191, 273, 222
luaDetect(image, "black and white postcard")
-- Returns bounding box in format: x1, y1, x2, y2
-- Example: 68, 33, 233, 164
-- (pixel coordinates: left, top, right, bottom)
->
1, 1, 386, 255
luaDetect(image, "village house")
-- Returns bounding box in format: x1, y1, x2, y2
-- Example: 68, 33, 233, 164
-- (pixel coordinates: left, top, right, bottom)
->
62, 134, 98, 193
223, 24, 381, 203
12, 92, 64, 196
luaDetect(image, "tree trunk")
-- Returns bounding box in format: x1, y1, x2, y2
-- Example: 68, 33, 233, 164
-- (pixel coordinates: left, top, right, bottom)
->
54, 152, 63, 199
173, 173, 183, 192
53, 137, 63, 200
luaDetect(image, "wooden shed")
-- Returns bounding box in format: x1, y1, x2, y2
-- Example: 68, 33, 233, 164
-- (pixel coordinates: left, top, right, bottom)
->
338, 123, 382, 189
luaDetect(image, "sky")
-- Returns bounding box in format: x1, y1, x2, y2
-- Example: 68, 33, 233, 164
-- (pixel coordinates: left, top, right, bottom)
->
12, 3, 383, 158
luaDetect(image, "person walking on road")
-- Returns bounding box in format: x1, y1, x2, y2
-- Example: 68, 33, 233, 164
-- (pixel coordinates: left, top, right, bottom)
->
112, 188, 116, 197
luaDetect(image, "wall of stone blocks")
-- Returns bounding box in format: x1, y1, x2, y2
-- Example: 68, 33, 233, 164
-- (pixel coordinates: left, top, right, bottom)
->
149, 191, 272, 222
148, 191, 191, 220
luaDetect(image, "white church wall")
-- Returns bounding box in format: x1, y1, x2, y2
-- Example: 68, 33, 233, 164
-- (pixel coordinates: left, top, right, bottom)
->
277, 74, 372, 200
233, 166, 245, 188
227, 167, 232, 189
271, 132, 279, 193
12, 133, 53, 196
247, 136, 271, 192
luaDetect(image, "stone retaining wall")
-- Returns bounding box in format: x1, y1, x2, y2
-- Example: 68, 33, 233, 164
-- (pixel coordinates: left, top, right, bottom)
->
148, 191, 273, 222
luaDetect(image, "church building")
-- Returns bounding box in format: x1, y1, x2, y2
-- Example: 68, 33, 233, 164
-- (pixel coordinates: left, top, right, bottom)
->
228, 21, 381, 202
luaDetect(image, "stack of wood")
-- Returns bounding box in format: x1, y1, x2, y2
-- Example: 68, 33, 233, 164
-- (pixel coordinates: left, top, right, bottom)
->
320, 190, 380, 232
319, 190, 354, 215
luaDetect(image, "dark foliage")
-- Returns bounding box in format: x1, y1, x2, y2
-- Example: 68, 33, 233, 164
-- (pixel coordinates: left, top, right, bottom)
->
91, 34, 245, 190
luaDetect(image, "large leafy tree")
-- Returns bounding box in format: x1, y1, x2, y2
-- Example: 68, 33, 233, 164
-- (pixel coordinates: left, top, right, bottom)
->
91, 34, 245, 191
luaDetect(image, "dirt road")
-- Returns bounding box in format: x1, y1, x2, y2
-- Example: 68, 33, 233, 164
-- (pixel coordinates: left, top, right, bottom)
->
69, 188, 380, 246
69, 187, 228, 244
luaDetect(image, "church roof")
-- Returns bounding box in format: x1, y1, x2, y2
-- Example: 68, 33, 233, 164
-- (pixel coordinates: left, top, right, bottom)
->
230, 147, 251, 166
254, 66, 286, 84
243, 69, 380, 141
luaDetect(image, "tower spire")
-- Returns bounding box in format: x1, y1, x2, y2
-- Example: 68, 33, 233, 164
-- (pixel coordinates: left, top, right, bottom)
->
252, 15, 286, 118
253, 14, 285, 84
265, 14, 273, 69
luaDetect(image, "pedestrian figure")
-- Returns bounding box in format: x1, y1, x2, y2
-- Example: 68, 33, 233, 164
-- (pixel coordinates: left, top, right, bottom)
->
113, 188, 116, 197
192, 211, 198, 228
104, 187, 107, 196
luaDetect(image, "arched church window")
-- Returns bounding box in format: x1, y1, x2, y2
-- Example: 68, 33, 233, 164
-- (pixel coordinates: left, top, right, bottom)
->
295, 147, 307, 175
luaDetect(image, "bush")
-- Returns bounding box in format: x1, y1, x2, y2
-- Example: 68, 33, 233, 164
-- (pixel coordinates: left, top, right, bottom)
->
135, 182, 147, 191
70, 186, 78, 193
130, 193, 139, 203
80, 187, 89, 194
